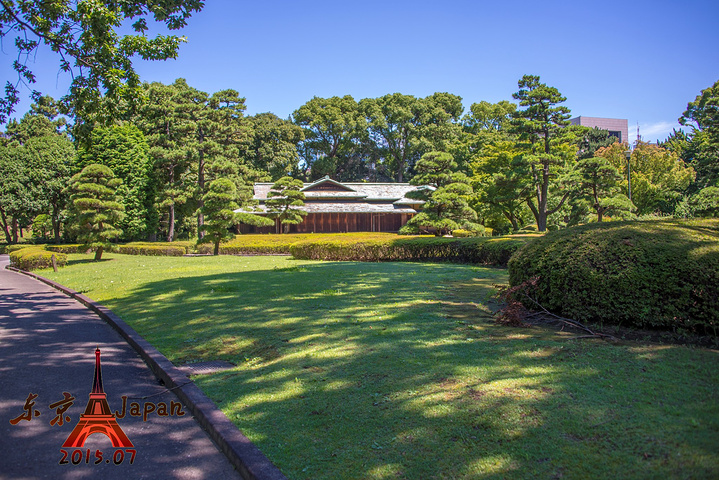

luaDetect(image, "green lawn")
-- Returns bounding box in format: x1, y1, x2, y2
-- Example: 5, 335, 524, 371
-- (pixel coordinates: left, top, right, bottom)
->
42, 254, 719, 479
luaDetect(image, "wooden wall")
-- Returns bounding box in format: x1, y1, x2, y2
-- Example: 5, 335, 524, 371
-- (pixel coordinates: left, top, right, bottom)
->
239, 213, 410, 234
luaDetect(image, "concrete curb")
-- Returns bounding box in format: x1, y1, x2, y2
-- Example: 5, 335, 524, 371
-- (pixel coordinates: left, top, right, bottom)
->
7, 265, 287, 480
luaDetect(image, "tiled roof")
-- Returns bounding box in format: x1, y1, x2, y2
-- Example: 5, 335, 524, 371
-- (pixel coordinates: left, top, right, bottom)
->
253, 178, 424, 201
246, 178, 427, 215
237, 203, 417, 214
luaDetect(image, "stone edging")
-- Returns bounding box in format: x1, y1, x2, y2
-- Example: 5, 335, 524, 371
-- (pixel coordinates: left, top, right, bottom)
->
7, 266, 287, 480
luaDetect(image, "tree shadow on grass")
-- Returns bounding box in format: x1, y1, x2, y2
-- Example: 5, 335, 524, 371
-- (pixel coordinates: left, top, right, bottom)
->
101, 260, 719, 480
65, 258, 115, 267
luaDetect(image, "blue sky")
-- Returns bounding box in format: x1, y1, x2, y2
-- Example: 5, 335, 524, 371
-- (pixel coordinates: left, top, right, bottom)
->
3, 0, 718, 143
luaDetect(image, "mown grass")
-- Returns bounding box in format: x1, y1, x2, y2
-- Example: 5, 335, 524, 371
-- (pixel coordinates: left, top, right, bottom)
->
41, 254, 719, 479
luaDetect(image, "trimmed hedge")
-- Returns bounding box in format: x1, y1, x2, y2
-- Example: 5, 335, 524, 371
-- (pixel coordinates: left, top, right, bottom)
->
508, 219, 719, 335
116, 243, 186, 256
289, 235, 532, 266
6, 244, 31, 253
196, 232, 399, 256
9, 246, 67, 271
45, 244, 88, 254
196, 243, 292, 255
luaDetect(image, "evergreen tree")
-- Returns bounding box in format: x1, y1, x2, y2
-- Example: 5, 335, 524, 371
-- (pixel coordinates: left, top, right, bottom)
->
574, 156, 635, 222
266, 177, 307, 233
402, 152, 478, 236
78, 124, 154, 241
198, 178, 239, 255
511, 75, 574, 231
68, 164, 125, 261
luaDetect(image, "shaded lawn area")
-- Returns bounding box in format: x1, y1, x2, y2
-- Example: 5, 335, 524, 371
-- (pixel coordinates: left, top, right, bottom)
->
43, 254, 719, 479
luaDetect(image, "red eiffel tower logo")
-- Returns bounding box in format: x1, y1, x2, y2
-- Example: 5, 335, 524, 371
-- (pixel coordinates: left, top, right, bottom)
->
62, 347, 133, 448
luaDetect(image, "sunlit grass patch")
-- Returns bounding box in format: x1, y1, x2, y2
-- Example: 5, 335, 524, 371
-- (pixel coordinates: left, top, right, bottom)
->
41, 254, 719, 480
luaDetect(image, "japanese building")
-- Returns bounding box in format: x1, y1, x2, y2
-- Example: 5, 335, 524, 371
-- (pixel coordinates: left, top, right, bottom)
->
237, 176, 427, 233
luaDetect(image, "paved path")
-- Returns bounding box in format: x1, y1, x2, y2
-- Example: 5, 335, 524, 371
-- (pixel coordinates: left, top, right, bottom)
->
0, 255, 242, 480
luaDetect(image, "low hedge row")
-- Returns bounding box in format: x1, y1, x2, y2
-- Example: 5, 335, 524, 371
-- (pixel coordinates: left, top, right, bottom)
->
508, 219, 719, 336
116, 243, 186, 256
45, 244, 88, 254
9, 246, 67, 271
197, 232, 399, 256
197, 243, 292, 255
289, 235, 532, 266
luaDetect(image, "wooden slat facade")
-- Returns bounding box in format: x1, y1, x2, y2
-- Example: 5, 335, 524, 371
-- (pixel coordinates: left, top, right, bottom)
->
239, 212, 411, 234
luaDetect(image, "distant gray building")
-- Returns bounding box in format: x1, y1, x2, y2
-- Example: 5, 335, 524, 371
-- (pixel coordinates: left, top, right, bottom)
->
570, 116, 628, 144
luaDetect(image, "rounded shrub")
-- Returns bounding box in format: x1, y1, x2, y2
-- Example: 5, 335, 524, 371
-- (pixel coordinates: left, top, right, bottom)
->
508, 219, 719, 335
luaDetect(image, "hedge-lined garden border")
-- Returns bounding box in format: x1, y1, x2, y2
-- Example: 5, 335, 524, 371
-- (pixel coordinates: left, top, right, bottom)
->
289, 235, 534, 266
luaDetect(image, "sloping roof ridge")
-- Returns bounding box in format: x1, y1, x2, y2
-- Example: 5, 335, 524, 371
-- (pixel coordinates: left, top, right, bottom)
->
301, 175, 357, 192
343, 182, 412, 185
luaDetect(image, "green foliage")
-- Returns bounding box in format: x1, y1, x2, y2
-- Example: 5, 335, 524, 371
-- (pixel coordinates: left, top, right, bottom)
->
690, 186, 719, 216
45, 244, 87, 254
470, 140, 534, 232
290, 235, 529, 266
360, 92, 463, 182
679, 79, 719, 189
597, 141, 695, 215
68, 164, 125, 260
511, 75, 574, 231
574, 156, 635, 222
116, 244, 186, 256
78, 124, 154, 240
508, 219, 719, 335
451, 227, 489, 237
405, 152, 478, 236
198, 178, 240, 255
265, 176, 307, 233
9, 246, 67, 271
32, 214, 52, 239
570, 126, 617, 160
676, 186, 719, 218
137, 79, 197, 241
293, 95, 366, 180
41, 255, 719, 479
242, 113, 304, 180
0, 0, 203, 131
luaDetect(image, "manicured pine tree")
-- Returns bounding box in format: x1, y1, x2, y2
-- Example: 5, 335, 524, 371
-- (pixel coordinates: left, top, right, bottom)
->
266, 176, 307, 233
402, 151, 478, 236
198, 178, 240, 255
68, 164, 125, 261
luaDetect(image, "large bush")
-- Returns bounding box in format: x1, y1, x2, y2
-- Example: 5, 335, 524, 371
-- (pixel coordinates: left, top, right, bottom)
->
508, 219, 719, 335
9, 246, 67, 270
290, 235, 532, 266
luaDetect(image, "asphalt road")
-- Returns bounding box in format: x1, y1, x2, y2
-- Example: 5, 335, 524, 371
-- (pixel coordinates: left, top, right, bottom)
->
0, 255, 242, 480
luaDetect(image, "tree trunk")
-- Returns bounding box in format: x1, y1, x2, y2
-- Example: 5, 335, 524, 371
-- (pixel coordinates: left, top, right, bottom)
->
0, 207, 11, 243
12, 217, 19, 243
197, 135, 205, 240
95, 245, 104, 261
167, 203, 175, 242
537, 161, 550, 232
504, 212, 519, 232
52, 204, 61, 244
213, 240, 220, 256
